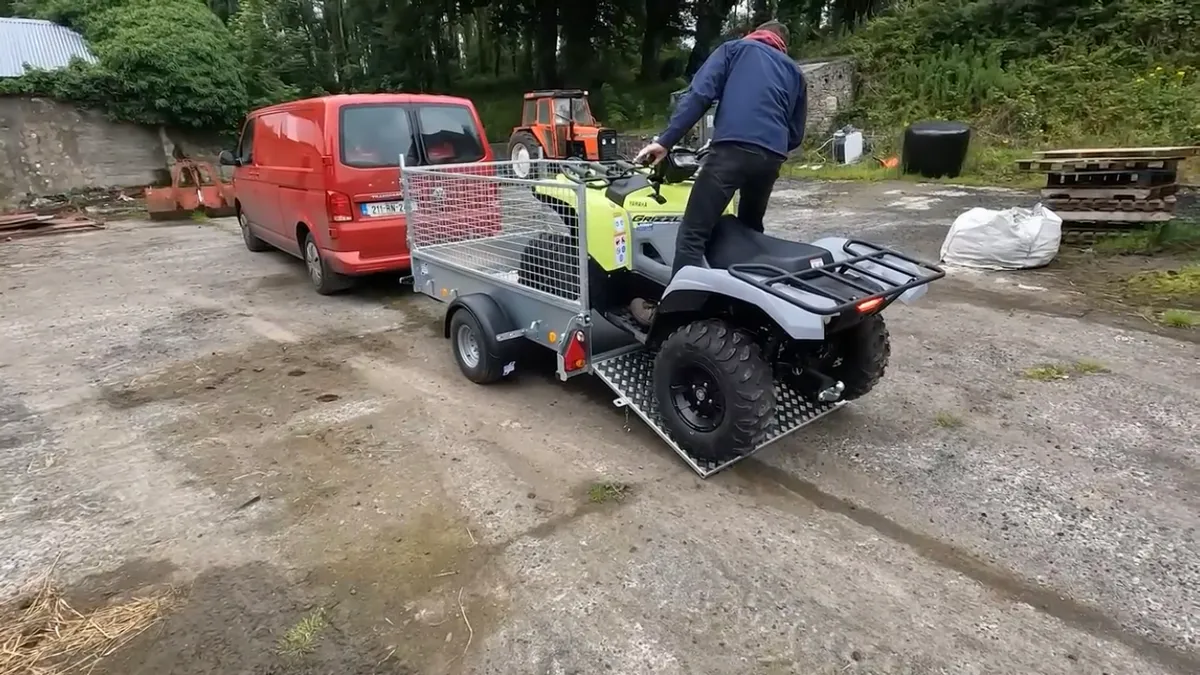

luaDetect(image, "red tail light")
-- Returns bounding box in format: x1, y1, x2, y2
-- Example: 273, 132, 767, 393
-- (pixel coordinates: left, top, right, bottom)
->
563, 330, 588, 372
856, 297, 884, 313
326, 190, 353, 223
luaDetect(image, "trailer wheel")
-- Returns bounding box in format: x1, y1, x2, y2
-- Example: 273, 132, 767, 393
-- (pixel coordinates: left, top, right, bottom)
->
654, 319, 775, 462
449, 309, 508, 384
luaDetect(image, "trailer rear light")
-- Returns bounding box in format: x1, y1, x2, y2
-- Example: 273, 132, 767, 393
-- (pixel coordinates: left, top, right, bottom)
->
563, 330, 588, 372
856, 297, 884, 313
326, 190, 354, 223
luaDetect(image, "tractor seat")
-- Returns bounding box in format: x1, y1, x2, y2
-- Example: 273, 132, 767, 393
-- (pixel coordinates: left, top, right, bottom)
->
706, 215, 835, 274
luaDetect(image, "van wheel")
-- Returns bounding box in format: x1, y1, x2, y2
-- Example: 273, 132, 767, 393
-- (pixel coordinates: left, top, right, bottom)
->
303, 233, 352, 295
239, 211, 270, 252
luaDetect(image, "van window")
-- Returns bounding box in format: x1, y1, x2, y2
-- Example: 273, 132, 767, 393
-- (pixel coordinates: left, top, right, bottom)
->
416, 105, 486, 164
339, 105, 417, 168
237, 118, 255, 164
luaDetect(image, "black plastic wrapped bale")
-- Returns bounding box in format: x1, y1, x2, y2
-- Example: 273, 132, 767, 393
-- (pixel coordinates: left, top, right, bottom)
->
901, 121, 971, 179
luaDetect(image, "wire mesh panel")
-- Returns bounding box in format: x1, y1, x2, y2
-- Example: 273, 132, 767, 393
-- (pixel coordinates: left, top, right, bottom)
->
403, 160, 587, 309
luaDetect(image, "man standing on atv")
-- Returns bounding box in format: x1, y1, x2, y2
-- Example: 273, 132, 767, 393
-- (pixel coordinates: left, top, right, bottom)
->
630, 20, 807, 326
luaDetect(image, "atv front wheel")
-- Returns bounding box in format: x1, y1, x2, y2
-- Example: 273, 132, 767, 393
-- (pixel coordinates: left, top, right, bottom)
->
654, 320, 775, 463
828, 314, 891, 400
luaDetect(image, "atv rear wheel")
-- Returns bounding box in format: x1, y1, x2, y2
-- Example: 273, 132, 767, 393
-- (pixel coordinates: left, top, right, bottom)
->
509, 131, 541, 179
828, 314, 891, 400
654, 319, 775, 463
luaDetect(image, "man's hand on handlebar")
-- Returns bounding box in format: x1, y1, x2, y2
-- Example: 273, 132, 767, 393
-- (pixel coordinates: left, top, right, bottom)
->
634, 141, 668, 166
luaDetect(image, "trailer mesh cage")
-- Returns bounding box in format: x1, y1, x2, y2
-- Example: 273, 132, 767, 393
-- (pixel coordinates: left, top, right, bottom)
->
401, 160, 589, 310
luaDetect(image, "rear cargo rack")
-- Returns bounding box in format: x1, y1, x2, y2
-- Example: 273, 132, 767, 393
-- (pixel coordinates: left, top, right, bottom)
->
727, 239, 945, 315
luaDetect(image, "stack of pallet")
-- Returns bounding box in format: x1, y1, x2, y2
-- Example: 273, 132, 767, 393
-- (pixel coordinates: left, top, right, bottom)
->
1016, 146, 1200, 241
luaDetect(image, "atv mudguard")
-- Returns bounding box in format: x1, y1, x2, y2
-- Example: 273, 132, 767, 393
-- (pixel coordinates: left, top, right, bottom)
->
655, 237, 933, 341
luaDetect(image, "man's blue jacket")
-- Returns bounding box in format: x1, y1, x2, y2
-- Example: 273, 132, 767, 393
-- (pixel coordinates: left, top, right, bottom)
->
657, 38, 807, 159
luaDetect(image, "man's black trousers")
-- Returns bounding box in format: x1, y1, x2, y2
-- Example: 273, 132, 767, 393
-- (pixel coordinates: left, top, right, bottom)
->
670, 141, 785, 277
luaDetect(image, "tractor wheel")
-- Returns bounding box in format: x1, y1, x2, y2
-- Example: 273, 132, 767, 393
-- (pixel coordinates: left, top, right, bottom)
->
827, 314, 891, 400
509, 131, 541, 179
654, 319, 775, 463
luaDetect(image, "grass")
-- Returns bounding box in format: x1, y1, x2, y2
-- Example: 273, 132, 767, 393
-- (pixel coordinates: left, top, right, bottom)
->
1022, 364, 1071, 381
1126, 264, 1200, 305
1092, 219, 1200, 256
1022, 360, 1110, 381
933, 411, 964, 428
1161, 309, 1199, 328
277, 608, 327, 658
189, 210, 209, 221
587, 480, 631, 504
784, 142, 1044, 188
1072, 359, 1110, 374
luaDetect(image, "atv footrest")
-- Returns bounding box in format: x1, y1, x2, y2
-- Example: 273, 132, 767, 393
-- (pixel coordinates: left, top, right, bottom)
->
592, 348, 843, 478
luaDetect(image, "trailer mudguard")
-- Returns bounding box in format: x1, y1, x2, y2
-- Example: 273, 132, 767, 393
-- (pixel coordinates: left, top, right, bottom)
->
443, 293, 518, 348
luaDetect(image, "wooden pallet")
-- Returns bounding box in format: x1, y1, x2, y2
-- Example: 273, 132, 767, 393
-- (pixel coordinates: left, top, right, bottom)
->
1034, 146, 1200, 160
1040, 184, 1178, 200
1016, 157, 1180, 173
1045, 196, 1176, 212
1052, 210, 1175, 223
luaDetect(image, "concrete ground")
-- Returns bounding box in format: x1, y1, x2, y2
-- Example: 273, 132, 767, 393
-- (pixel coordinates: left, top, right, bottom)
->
1, 179, 1196, 675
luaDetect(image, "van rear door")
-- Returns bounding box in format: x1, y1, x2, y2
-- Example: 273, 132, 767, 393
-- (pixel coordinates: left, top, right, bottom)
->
408, 104, 500, 243
330, 102, 495, 260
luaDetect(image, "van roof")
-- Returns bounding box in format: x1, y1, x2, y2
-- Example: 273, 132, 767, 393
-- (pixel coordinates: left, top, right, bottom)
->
251, 92, 476, 116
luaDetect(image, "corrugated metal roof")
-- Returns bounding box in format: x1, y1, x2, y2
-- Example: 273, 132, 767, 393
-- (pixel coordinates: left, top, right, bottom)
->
0, 17, 98, 78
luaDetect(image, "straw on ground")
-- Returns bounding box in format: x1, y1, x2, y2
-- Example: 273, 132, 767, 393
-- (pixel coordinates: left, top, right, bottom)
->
0, 566, 174, 675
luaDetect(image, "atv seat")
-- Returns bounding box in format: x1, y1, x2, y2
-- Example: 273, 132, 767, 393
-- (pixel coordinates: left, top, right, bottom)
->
706, 215, 835, 273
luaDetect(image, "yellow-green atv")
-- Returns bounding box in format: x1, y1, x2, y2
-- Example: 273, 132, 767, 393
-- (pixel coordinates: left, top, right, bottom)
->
511, 148, 944, 466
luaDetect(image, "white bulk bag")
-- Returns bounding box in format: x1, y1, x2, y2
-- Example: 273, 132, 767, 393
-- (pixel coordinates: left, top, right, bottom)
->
939, 203, 1063, 270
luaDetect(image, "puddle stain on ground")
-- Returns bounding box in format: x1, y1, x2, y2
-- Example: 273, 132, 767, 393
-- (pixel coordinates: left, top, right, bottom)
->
729, 461, 1200, 675
81, 331, 617, 673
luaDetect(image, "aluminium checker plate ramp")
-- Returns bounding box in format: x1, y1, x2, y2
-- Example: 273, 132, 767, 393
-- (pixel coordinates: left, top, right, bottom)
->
592, 348, 844, 478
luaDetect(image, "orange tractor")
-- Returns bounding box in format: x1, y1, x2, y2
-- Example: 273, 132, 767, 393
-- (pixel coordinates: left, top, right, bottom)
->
507, 89, 621, 178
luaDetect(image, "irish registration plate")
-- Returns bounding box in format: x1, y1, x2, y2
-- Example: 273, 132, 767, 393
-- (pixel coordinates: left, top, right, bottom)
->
361, 200, 409, 217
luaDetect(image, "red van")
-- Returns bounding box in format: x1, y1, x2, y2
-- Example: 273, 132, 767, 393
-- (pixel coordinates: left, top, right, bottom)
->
219, 93, 494, 294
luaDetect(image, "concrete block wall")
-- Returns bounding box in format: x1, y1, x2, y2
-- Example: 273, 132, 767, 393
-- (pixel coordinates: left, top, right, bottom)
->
799, 57, 855, 141
0, 96, 227, 207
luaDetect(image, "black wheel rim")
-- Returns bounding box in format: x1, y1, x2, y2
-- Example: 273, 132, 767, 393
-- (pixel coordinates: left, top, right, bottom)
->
669, 364, 725, 432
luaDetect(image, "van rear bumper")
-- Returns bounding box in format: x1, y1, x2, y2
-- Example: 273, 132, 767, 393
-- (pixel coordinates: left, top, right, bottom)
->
325, 249, 412, 275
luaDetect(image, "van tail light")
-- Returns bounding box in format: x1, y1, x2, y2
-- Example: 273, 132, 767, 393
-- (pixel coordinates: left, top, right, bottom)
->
563, 330, 588, 372
326, 190, 353, 226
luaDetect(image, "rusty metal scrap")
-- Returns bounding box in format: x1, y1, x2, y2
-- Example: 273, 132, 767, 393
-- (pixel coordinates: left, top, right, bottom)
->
0, 211, 104, 241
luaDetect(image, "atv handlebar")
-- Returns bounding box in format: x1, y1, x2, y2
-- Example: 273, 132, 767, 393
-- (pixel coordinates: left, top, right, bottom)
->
553, 145, 700, 187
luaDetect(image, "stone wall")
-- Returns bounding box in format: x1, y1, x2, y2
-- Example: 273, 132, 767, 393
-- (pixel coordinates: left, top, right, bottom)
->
0, 96, 226, 207
799, 57, 856, 140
